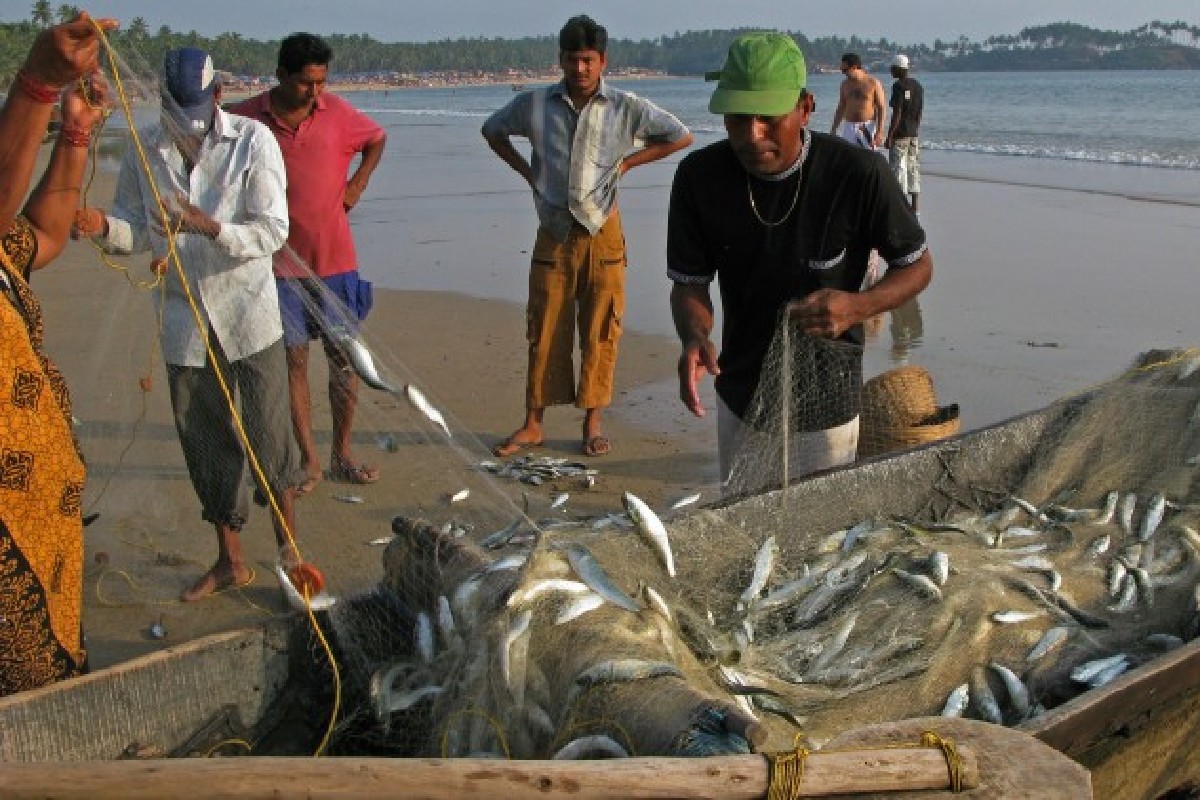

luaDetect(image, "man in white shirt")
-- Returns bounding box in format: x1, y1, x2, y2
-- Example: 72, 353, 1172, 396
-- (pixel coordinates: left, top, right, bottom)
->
75, 48, 304, 601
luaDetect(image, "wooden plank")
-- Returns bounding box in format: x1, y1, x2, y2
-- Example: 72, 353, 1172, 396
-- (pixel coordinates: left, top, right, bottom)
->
0, 621, 291, 762
1020, 638, 1200, 799
0, 746, 979, 799
1020, 638, 1200, 754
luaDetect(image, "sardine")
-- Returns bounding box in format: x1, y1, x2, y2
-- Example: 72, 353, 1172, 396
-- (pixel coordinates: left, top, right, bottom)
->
1118, 492, 1137, 537
549, 493, 570, 510
990, 610, 1042, 624
989, 663, 1031, 719
507, 578, 590, 608
330, 327, 396, 392
750, 567, 820, 614
793, 555, 884, 628
1107, 559, 1128, 598
564, 543, 640, 612
1086, 533, 1112, 557
809, 612, 858, 675
891, 567, 942, 600
715, 664, 786, 698
969, 666, 1004, 724
1010, 497, 1050, 526
480, 517, 523, 550
1094, 490, 1120, 526
669, 492, 702, 511
500, 610, 533, 695
926, 551, 950, 586
1107, 573, 1138, 612
405, 383, 451, 438
555, 592, 606, 625
1070, 653, 1128, 684
752, 694, 808, 728
1138, 492, 1166, 542
1026, 626, 1069, 662
1089, 657, 1131, 689
840, 519, 875, 553
449, 488, 469, 504
384, 685, 444, 715
622, 491, 676, 578
484, 553, 528, 573
552, 734, 629, 760
941, 683, 970, 717
641, 583, 673, 621
738, 536, 779, 610
415, 611, 435, 665
436, 595, 460, 651
1131, 566, 1155, 608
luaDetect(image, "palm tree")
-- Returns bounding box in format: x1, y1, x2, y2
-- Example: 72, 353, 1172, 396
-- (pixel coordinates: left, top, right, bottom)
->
30, 0, 52, 28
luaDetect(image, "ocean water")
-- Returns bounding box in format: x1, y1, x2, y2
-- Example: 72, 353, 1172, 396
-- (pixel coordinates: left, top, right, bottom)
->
351, 70, 1200, 205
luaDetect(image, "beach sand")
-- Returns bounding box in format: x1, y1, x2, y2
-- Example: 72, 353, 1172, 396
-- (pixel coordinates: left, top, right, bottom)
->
29, 112, 1200, 674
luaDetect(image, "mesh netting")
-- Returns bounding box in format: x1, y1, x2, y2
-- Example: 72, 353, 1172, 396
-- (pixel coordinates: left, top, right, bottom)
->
50, 31, 1200, 762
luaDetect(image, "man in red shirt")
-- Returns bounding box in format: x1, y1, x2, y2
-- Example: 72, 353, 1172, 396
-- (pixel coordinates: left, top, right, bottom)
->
230, 32, 387, 492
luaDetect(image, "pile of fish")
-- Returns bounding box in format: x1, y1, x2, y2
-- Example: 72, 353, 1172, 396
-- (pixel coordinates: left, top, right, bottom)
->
711, 488, 1200, 736
478, 455, 598, 488
365, 491, 736, 759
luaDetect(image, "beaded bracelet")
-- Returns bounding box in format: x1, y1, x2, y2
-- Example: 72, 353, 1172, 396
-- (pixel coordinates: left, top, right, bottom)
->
59, 125, 93, 148
15, 70, 62, 104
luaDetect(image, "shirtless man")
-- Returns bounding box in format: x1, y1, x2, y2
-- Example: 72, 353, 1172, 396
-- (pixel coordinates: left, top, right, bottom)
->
830, 53, 886, 150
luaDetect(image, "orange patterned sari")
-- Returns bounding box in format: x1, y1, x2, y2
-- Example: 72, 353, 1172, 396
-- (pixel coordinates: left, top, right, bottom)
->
0, 216, 86, 695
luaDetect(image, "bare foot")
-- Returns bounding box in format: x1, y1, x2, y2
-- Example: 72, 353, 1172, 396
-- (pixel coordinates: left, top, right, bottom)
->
180, 562, 253, 602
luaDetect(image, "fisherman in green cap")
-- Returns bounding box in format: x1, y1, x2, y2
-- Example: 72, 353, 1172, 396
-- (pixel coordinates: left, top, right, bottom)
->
667, 32, 932, 492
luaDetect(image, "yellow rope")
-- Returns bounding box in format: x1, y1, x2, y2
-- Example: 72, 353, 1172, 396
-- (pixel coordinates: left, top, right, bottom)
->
85, 19, 342, 759
764, 729, 966, 798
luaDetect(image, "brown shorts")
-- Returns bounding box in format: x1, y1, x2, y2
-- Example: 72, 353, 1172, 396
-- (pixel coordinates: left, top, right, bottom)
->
525, 211, 626, 409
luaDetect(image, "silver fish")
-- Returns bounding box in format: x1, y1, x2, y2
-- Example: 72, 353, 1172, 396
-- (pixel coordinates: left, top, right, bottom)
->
1138, 492, 1166, 542
989, 663, 1031, 719
891, 567, 942, 600
367, 536, 393, 546
1180, 354, 1200, 381
484, 553, 528, 573
149, 617, 166, 640
555, 592, 606, 625
752, 694, 807, 728
1090, 658, 1131, 688
941, 683, 970, 717
330, 327, 396, 392
840, 519, 875, 553
384, 685, 444, 715
1107, 559, 1128, 598
448, 488, 470, 504
415, 611, 435, 665
1026, 626, 1069, 663
507, 578, 590, 609
552, 735, 629, 760
564, 543, 641, 612
1144, 633, 1184, 651
669, 492, 702, 511
750, 567, 820, 614
404, 383, 451, 438
500, 610, 533, 696
926, 551, 950, 586
1012, 555, 1055, 571
549, 493, 570, 510
1108, 573, 1138, 612
1094, 490, 1120, 526
990, 610, 1042, 624
1010, 497, 1050, 526
1086, 533, 1112, 557
333, 494, 365, 504
1118, 492, 1137, 537
622, 491, 676, 578
481, 518, 523, 550
969, 666, 1004, 724
1131, 566, 1155, 608
738, 536, 779, 610
640, 583, 673, 622
1071, 654, 1128, 685
809, 612, 858, 675
436, 595, 460, 651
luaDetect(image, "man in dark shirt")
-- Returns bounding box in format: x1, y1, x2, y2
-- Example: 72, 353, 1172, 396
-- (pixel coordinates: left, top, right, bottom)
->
885, 54, 924, 212
668, 33, 932, 489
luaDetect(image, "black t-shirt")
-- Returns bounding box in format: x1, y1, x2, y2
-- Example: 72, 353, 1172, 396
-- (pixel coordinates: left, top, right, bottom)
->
667, 132, 927, 422
889, 77, 924, 139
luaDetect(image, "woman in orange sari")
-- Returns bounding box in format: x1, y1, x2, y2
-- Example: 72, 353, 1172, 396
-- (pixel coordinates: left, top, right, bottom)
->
0, 12, 117, 695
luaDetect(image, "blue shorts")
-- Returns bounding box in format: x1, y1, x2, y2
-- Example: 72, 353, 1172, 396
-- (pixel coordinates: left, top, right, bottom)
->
278, 272, 374, 348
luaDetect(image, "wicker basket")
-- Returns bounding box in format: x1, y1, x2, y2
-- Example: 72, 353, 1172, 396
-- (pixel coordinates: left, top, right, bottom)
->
861, 365, 939, 427
859, 366, 960, 457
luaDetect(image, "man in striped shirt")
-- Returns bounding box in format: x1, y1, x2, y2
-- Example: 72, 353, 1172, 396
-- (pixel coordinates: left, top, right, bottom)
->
482, 15, 692, 458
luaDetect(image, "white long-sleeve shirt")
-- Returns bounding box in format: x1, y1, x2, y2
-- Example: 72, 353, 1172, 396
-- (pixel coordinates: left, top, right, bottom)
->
99, 108, 289, 367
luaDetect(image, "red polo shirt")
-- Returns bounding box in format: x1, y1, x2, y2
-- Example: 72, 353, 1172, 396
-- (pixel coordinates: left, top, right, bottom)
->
230, 92, 384, 279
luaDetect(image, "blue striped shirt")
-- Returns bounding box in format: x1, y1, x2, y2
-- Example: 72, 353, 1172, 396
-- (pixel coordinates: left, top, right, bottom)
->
483, 79, 690, 240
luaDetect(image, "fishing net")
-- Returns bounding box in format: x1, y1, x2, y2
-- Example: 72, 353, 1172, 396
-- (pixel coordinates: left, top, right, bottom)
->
37, 28, 1200, 764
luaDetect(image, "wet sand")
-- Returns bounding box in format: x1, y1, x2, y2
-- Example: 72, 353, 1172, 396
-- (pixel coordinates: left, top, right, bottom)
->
30, 113, 1200, 672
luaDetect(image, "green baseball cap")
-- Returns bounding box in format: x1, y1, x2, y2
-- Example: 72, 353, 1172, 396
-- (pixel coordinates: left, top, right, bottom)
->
706, 32, 807, 116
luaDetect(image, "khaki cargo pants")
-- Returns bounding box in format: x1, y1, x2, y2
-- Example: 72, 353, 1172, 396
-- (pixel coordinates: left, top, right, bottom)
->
525, 211, 625, 410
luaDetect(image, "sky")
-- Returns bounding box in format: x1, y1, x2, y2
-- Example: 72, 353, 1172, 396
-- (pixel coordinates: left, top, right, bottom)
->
4, 1, 1197, 45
